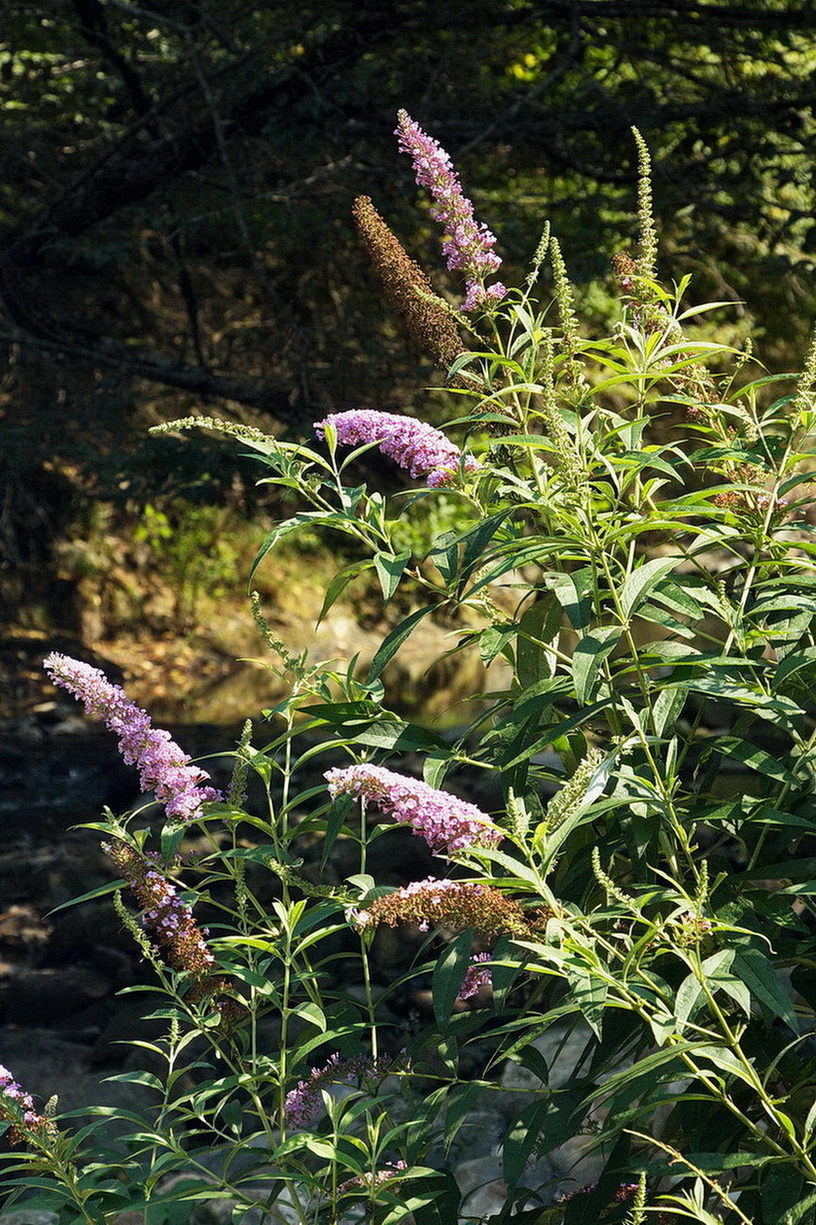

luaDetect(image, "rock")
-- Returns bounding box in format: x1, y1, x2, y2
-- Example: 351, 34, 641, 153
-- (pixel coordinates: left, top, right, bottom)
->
498, 1018, 594, 1098
0, 1211, 60, 1225
455, 1154, 507, 1219
3, 966, 113, 1027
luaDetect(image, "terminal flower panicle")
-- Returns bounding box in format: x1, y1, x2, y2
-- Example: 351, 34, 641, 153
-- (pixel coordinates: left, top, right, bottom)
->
350, 877, 528, 941
314, 409, 480, 487
324, 763, 501, 854
0, 1064, 54, 1146
395, 109, 505, 313
43, 653, 221, 822
285, 1053, 400, 1129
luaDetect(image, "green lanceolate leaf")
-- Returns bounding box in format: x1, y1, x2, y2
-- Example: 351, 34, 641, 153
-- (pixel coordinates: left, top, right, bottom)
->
774, 646, 816, 687
503, 1099, 551, 1192
564, 961, 607, 1037
248, 511, 334, 589
399, 1170, 462, 1225
432, 929, 474, 1026
479, 623, 517, 665
373, 550, 412, 602
516, 591, 563, 687
366, 604, 436, 682
619, 556, 679, 619
317, 559, 375, 623
650, 684, 687, 736
664, 676, 803, 731
762, 1163, 805, 1225
458, 509, 516, 588
702, 736, 799, 785
500, 696, 612, 770
572, 625, 621, 704
549, 567, 594, 631
731, 947, 799, 1033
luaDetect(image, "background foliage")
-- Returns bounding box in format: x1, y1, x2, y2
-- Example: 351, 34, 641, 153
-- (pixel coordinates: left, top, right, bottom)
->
2, 0, 816, 632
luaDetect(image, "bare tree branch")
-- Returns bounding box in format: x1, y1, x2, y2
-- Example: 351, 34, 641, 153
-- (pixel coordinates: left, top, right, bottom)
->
0, 323, 305, 425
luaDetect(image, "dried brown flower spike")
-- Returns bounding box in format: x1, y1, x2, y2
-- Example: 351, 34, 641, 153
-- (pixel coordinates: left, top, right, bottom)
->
353, 195, 466, 375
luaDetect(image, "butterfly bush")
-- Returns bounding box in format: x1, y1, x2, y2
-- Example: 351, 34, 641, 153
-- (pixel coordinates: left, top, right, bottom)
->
325, 762, 502, 854
314, 409, 480, 487
20, 117, 816, 1225
395, 109, 505, 312
43, 653, 221, 822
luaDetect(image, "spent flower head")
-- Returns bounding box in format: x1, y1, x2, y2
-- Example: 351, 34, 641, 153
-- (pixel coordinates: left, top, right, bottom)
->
324, 762, 501, 854
395, 109, 505, 313
43, 653, 221, 822
350, 876, 528, 941
671, 911, 714, 948
353, 195, 466, 373
315, 410, 480, 488
338, 1161, 408, 1194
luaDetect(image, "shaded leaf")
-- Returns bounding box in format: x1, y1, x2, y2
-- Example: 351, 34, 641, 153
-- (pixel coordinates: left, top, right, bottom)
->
432, 929, 474, 1025
366, 605, 436, 682
732, 949, 798, 1033
517, 592, 563, 687
503, 1099, 550, 1192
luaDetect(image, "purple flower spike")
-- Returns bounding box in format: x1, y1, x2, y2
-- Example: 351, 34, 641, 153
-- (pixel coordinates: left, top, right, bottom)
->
314, 409, 480, 486
324, 763, 501, 855
285, 1052, 399, 1129
395, 109, 504, 313
43, 653, 221, 822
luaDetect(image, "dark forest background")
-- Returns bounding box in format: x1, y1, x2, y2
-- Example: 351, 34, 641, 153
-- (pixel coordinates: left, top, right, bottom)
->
2, 0, 816, 692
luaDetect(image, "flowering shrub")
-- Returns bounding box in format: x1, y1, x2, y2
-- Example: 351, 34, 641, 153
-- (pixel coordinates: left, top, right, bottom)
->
5, 113, 816, 1225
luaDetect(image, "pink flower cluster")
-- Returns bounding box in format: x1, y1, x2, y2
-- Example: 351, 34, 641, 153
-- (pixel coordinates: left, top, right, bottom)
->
314, 409, 480, 487
284, 1053, 398, 1129
0, 1064, 52, 1145
43, 653, 221, 822
458, 952, 493, 1001
395, 109, 505, 313
325, 763, 501, 855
